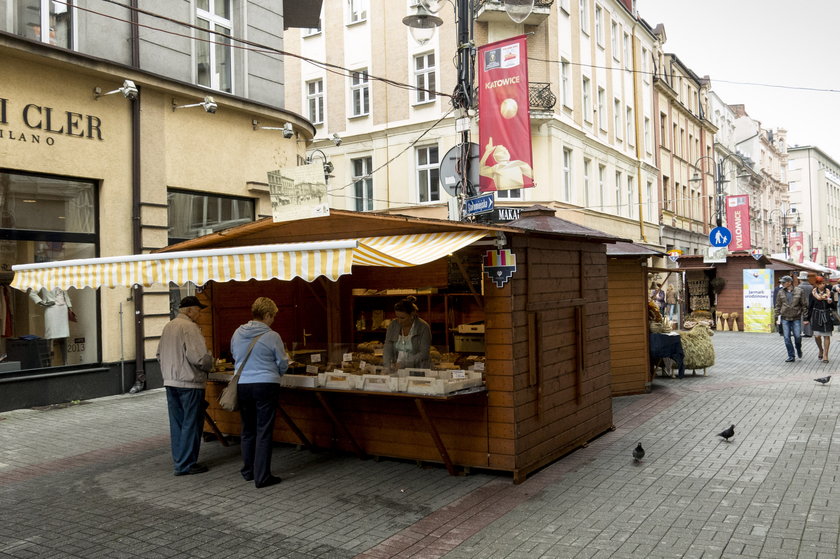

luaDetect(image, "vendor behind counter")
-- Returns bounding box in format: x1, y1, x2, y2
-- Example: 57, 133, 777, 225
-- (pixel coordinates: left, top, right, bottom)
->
383, 296, 431, 371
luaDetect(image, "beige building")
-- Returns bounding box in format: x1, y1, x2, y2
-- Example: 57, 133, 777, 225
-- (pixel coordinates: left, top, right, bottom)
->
0, 2, 316, 408
787, 146, 840, 266
284, 0, 661, 245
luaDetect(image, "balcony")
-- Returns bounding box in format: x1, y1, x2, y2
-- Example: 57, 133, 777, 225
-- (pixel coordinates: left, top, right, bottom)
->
528, 82, 556, 120
474, 0, 553, 26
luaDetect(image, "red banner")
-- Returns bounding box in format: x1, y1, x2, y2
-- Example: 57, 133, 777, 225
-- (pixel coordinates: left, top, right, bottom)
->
477, 35, 534, 192
725, 195, 751, 251
810, 247, 819, 262
789, 231, 804, 263
828, 256, 837, 270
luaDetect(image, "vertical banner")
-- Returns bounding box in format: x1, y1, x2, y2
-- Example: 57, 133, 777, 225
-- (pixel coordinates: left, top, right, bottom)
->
477, 35, 534, 192
743, 269, 773, 333
725, 195, 751, 251
810, 247, 819, 262
789, 231, 804, 263
828, 255, 837, 270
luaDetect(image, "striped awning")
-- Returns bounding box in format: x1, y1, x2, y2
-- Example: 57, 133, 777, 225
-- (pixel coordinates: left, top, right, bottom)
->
11, 230, 488, 291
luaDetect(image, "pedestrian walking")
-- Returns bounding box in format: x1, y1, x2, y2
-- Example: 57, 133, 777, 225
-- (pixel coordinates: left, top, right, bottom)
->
797, 271, 815, 337
230, 297, 289, 488
650, 283, 666, 315
157, 296, 214, 476
665, 284, 679, 322
775, 275, 808, 362
807, 276, 835, 363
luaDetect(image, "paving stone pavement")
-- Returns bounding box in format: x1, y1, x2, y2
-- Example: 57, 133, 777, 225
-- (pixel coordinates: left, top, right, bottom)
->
1, 331, 839, 558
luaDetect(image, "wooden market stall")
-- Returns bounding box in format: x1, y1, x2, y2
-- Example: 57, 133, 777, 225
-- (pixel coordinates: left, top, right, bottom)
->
10, 207, 624, 483
606, 242, 663, 396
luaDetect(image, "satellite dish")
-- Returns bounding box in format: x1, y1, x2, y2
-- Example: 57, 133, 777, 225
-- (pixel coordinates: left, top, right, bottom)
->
439, 143, 479, 197
504, 0, 534, 23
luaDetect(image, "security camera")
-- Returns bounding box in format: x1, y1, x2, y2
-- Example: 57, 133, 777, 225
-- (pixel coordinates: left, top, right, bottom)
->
203, 96, 217, 114
121, 80, 138, 100
331, 133, 342, 146
282, 122, 294, 139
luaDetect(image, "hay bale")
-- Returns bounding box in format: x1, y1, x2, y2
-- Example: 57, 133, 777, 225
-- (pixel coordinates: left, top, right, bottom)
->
680, 323, 715, 370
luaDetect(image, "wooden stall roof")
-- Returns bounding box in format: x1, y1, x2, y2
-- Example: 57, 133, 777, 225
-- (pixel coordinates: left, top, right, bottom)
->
157, 206, 626, 253
606, 241, 665, 258
676, 252, 772, 267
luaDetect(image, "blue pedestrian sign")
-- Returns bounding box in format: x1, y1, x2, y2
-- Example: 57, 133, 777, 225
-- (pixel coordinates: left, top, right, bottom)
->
709, 226, 731, 248
464, 193, 494, 216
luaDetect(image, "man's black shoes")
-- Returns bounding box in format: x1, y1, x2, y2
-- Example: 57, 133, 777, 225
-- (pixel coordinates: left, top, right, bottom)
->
174, 463, 209, 476
785, 357, 795, 362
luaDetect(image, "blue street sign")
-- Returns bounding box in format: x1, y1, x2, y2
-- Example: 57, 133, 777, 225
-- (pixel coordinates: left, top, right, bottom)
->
709, 226, 731, 248
465, 193, 495, 216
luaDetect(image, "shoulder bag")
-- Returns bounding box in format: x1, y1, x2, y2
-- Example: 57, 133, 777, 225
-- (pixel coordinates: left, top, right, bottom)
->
218, 333, 264, 412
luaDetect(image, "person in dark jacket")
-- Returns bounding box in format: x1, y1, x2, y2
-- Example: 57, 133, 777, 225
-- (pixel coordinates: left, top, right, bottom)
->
775, 275, 808, 362
383, 296, 432, 371
807, 276, 835, 363
230, 297, 288, 488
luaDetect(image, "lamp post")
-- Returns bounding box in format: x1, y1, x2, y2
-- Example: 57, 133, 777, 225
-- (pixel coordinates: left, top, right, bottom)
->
769, 207, 798, 259
690, 153, 746, 228
403, 0, 476, 218
306, 149, 334, 183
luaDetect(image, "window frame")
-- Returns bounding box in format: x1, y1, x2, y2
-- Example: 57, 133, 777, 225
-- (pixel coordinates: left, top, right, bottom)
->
347, 0, 368, 25
597, 87, 607, 130
579, 0, 589, 34
350, 68, 371, 117
416, 145, 440, 204
306, 79, 325, 125
413, 52, 437, 105
195, 0, 234, 93
563, 148, 573, 202
561, 60, 572, 109
351, 156, 374, 211
582, 76, 592, 122
594, 5, 604, 47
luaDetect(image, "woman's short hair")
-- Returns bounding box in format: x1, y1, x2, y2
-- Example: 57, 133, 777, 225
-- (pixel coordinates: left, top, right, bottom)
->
815, 275, 825, 284
251, 297, 278, 319
394, 295, 418, 314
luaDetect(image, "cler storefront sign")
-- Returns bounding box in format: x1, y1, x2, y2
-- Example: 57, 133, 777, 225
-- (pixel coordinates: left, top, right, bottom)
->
0, 97, 104, 145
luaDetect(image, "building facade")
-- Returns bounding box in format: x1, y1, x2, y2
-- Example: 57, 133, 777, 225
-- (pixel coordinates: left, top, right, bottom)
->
284, 0, 661, 245
788, 146, 840, 267
0, 1, 316, 408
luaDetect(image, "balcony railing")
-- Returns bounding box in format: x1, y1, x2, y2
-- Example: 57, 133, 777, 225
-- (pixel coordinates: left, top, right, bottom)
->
474, 0, 553, 25
528, 82, 556, 112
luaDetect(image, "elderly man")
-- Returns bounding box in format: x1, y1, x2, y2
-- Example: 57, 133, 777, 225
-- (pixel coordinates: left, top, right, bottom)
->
157, 296, 214, 476
775, 275, 809, 362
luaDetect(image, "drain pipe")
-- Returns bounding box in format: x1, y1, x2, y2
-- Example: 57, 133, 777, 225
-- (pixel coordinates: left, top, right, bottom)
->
119, 302, 126, 389
129, 0, 146, 390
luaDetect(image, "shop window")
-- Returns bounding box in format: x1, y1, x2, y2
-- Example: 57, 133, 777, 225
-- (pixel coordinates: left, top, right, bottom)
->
166, 189, 255, 245
4, 0, 73, 49
0, 171, 98, 370
196, 0, 233, 93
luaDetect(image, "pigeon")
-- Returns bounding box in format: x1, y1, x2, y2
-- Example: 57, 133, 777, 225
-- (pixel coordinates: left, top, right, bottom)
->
717, 424, 735, 442
815, 376, 831, 385
632, 442, 645, 463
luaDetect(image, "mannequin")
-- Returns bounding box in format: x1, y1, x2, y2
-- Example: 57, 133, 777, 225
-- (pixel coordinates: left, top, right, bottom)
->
28, 287, 73, 365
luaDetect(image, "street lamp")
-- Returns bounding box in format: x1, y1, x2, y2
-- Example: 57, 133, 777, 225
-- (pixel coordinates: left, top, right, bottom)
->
306, 149, 334, 183
690, 153, 747, 228
403, 0, 476, 218
769, 207, 798, 259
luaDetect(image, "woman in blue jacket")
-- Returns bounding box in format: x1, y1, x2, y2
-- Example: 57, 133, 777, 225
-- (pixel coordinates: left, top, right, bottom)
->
231, 297, 288, 488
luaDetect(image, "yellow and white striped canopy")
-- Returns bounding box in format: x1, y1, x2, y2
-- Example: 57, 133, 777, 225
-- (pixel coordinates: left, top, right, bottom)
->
11, 231, 488, 291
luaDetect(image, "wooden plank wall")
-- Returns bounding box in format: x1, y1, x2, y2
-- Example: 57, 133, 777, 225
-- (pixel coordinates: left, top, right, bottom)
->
714, 258, 757, 331
607, 259, 650, 396
504, 236, 614, 479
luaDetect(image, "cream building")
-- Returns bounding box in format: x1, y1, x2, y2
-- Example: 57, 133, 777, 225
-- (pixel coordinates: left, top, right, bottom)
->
787, 146, 840, 267
0, 1, 316, 408
284, 0, 661, 245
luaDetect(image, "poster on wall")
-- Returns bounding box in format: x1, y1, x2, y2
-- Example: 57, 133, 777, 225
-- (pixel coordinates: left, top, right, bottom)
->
789, 231, 804, 263
829, 255, 837, 270
743, 269, 773, 333
725, 195, 751, 251
477, 35, 534, 192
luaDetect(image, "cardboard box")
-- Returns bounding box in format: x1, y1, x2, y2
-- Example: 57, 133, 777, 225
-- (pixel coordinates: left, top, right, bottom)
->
358, 374, 396, 392
319, 371, 357, 390
280, 374, 318, 388
453, 334, 485, 353
456, 322, 485, 334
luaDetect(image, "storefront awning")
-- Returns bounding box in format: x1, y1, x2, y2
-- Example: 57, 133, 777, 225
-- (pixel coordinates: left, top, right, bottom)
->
11, 231, 489, 291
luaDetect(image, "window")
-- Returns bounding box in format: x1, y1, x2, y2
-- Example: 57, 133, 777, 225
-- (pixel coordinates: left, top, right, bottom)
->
594, 5, 604, 46
306, 79, 324, 125
644, 117, 651, 153
597, 87, 606, 130
352, 157, 373, 211
196, 0, 232, 93
641, 47, 650, 81
611, 22, 619, 59
627, 176, 635, 218
623, 32, 631, 68
497, 188, 522, 200
8, 0, 72, 48
626, 106, 634, 146
0, 171, 100, 370
646, 180, 654, 220
615, 171, 622, 214
579, 0, 589, 33
350, 69, 370, 117
563, 148, 573, 201
416, 146, 440, 203
582, 76, 592, 122
583, 158, 592, 207
660, 112, 668, 149
561, 60, 572, 108
167, 189, 255, 244
614, 99, 621, 139
414, 53, 436, 104
347, 0, 368, 23
598, 164, 606, 211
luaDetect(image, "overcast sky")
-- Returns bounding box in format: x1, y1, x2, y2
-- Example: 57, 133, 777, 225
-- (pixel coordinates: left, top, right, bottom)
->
639, 0, 840, 162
